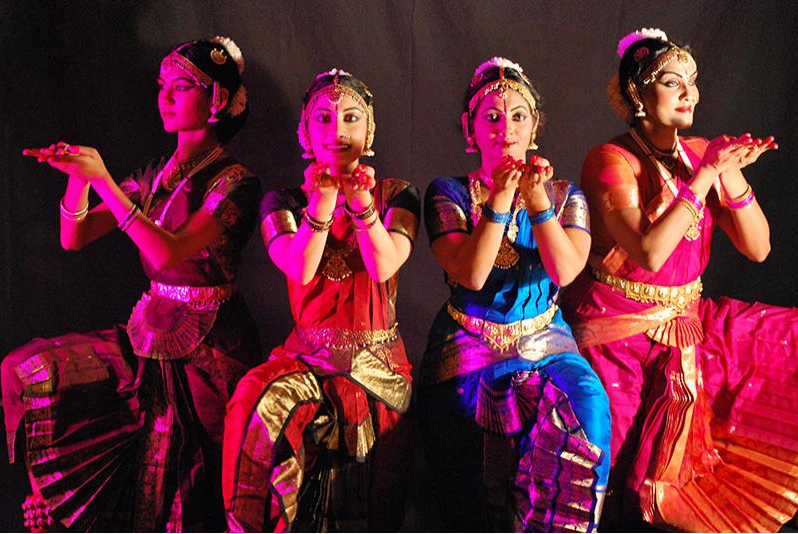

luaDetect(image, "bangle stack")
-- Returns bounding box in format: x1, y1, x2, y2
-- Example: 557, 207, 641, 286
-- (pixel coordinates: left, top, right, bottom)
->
60, 197, 89, 222
675, 185, 705, 240
529, 206, 556, 226
302, 208, 334, 232
726, 184, 755, 210
346, 199, 379, 232
117, 204, 141, 232
481, 203, 513, 225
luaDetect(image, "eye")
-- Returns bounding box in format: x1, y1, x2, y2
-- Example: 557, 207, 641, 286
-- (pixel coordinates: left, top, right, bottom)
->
688, 77, 698, 87
343, 112, 362, 123
312, 112, 332, 123
174, 83, 195, 92
483, 112, 501, 122
512, 112, 528, 122
660, 79, 680, 88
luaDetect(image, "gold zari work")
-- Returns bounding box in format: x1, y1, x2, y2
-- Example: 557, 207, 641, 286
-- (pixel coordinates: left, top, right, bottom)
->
447, 301, 557, 352
593, 269, 702, 311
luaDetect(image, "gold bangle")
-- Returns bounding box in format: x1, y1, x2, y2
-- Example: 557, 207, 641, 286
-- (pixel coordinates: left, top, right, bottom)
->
352, 213, 379, 232
729, 183, 753, 202
675, 197, 699, 221
302, 208, 334, 232
118, 205, 141, 232
59, 197, 89, 222
344, 199, 377, 220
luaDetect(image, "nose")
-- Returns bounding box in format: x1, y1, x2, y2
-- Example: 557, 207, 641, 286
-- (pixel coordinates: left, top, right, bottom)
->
159, 86, 174, 105
334, 114, 350, 140
496, 116, 513, 139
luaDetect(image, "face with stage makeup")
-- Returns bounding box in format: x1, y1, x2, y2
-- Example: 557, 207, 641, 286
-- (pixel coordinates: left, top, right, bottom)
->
158, 65, 216, 133
471, 89, 537, 164
641, 54, 699, 130
306, 91, 368, 172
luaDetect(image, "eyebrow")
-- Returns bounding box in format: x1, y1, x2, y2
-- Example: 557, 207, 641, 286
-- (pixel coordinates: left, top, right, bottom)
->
661, 70, 698, 79
311, 106, 363, 113
484, 104, 529, 113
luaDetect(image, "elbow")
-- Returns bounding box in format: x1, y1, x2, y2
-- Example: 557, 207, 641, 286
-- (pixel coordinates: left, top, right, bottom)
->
636, 248, 668, 273
747, 242, 771, 263
60, 236, 84, 251
458, 273, 488, 291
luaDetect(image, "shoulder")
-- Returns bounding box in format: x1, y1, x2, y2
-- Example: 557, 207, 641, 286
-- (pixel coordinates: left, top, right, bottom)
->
545, 178, 585, 210
260, 187, 304, 217
425, 176, 468, 201
376, 177, 418, 198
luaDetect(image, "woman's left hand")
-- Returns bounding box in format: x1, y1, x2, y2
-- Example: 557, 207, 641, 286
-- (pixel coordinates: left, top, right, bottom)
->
731, 134, 778, 171
519, 154, 554, 210
23, 142, 110, 183
341, 164, 376, 210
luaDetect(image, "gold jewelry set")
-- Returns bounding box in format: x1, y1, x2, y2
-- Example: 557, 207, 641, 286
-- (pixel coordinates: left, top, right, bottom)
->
593, 268, 702, 312
468, 172, 525, 269
447, 301, 558, 352
150, 280, 234, 310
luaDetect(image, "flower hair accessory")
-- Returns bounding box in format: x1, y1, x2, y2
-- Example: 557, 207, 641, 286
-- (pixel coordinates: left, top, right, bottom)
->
470, 56, 526, 86
617, 27, 669, 58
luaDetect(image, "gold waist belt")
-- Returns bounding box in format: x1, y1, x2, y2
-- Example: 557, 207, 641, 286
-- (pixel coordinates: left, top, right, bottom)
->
149, 281, 235, 307
592, 269, 702, 310
447, 301, 557, 352
295, 324, 399, 350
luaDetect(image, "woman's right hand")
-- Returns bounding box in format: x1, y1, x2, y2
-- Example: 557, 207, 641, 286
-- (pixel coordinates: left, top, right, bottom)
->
302, 162, 339, 198
486, 155, 523, 204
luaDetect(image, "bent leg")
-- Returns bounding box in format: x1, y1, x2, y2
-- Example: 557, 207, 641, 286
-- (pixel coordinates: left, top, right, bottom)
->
222, 357, 324, 532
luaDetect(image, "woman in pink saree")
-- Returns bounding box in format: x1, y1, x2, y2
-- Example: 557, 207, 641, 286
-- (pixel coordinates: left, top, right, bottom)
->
562, 28, 798, 532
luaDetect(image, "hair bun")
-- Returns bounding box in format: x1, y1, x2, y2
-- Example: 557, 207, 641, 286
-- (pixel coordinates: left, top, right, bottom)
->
211, 36, 245, 75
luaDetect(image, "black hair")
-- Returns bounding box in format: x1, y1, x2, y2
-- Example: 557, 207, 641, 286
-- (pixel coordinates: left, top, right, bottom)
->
618, 37, 693, 111
462, 64, 545, 136
167, 39, 248, 143
302, 72, 373, 108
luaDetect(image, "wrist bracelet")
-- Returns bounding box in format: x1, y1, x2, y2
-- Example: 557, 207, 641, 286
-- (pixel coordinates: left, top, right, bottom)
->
675, 197, 700, 221
677, 184, 705, 212
481, 203, 513, 224
302, 208, 334, 232
529, 207, 556, 225
726, 184, 755, 210
352, 213, 379, 232
344, 199, 377, 220
60, 197, 89, 222
118, 204, 141, 232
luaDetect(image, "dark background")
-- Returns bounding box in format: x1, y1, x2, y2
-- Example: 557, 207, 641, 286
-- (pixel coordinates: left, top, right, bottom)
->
2, 1, 797, 530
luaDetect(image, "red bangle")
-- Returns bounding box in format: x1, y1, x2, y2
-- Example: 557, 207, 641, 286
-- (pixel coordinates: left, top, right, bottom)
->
726, 184, 755, 210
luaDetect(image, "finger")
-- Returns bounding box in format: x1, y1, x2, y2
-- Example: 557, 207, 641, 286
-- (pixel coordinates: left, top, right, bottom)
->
22, 148, 49, 158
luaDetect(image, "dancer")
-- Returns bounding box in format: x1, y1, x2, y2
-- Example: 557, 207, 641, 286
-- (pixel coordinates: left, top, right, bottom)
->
562, 28, 798, 532
3, 37, 261, 531
419, 57, 610, 532
222, 69, 419, 532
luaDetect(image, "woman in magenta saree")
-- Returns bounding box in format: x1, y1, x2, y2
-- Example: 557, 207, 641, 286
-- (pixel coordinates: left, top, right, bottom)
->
562, 28, 798, 532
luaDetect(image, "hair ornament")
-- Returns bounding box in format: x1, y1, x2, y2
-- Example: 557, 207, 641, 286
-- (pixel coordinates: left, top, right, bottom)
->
470, 56, 530, 87
211, 35, 245, 75
318, 67, 352, 79
227, 85, 247, 118
616, 27, 669, 58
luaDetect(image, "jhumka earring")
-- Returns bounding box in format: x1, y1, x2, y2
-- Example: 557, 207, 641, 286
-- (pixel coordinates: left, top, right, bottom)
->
627, 80, 646, 118
208, 82, 222, 123
465, 136, 478, 153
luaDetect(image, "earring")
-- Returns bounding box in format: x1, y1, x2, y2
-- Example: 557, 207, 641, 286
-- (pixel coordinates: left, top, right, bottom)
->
634, 102, 645, 118
528, 137, 539, 151
465, 136, 478, 153
208, 106, 220, 123
626, 80, 646, 118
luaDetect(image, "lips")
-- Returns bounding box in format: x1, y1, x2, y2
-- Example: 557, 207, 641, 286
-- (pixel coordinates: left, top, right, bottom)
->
324, 143, 351, 151
675, 106, 693, 113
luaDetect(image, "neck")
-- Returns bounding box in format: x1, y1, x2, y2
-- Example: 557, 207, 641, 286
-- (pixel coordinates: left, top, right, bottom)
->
175, 129, 220, 162
635, 121, 678, 153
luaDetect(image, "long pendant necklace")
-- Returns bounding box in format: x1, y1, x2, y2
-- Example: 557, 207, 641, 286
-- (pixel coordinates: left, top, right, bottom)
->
629, 129, 702, 241
142, 145, 224, 226
320, 201, 356, 281
468, 172, 524, 269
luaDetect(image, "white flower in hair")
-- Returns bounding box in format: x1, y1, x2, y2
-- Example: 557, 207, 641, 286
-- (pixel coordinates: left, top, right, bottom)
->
617, 27, 669, 58
473, 56, 525, 78
212, 35, 245, 75
317, 67, 352, 79
228, 85, 247, 117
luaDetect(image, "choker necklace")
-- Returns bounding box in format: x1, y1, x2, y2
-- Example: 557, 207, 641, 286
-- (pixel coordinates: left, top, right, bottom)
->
468, 171, 525, 269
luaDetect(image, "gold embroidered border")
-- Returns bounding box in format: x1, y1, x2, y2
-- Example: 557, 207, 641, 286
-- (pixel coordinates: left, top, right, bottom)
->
384, 207, 419, 243
149, 281, 234, 306
295, 324, 398, 350
262, 210, 298, 248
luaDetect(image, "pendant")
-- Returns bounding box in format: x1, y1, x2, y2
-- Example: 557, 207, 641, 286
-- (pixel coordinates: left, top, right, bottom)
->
684, 209, 704, 241
494, 237, 519, 269
322, 253, 352, 281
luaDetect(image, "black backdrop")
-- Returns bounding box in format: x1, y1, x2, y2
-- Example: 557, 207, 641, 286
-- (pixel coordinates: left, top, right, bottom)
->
2, 1, 797, 530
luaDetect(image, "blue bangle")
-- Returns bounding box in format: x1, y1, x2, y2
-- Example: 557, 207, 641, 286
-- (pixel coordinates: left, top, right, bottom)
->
530, 207, 556, 225
481, 203, 513, 224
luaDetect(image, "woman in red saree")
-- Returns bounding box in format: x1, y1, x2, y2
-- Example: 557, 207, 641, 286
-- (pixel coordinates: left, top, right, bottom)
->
562, 28, 798, 532
222, 69, 419, 532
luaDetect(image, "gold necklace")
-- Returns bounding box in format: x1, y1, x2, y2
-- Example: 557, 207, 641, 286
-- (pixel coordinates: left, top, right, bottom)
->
629, 129, 702, 241
468, 172, 524, 269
